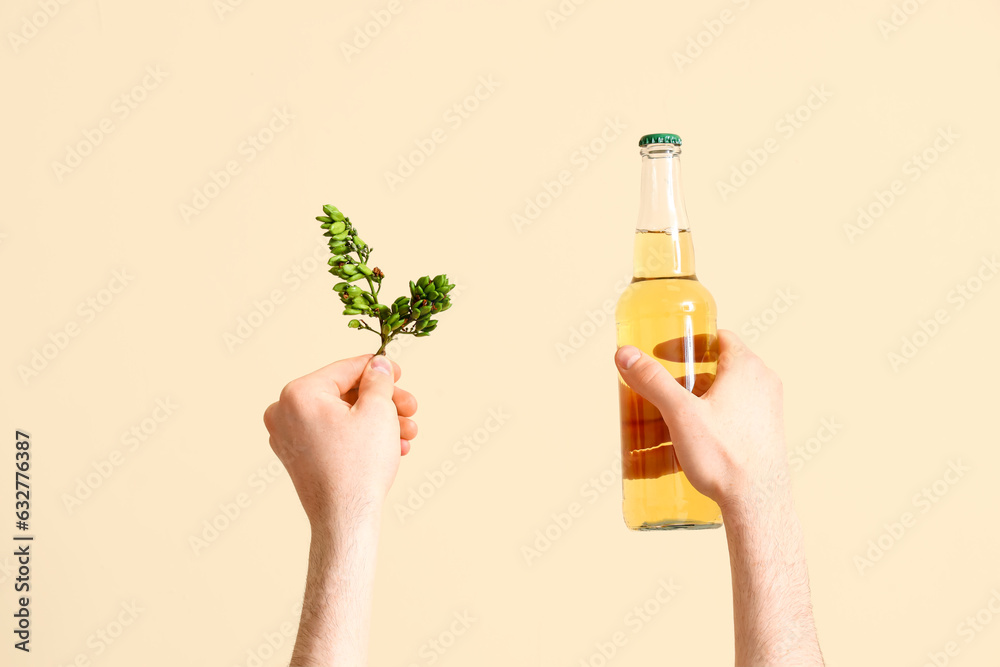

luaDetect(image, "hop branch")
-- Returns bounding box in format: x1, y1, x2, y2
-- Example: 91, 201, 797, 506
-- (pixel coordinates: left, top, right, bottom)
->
319, 205, 454, 355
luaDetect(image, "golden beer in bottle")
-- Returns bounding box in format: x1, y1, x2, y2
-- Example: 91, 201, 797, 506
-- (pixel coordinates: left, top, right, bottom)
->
616, 133, 722, 530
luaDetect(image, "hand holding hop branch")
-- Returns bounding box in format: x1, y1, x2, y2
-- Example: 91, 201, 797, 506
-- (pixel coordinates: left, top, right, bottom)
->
319, 205, 455, 355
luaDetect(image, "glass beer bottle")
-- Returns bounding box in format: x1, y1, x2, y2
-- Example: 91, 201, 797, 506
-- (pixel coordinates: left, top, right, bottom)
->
616, 133, 722, 530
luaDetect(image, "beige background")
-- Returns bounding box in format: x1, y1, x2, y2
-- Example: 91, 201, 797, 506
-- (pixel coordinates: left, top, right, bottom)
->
3, 0, 999, 664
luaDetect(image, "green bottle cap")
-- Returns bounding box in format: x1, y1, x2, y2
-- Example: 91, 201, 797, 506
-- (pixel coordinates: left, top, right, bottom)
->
638, 133, 682, 147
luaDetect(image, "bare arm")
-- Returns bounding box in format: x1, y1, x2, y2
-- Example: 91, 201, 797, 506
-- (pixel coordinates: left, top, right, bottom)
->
264, 354, 418, 666
722, 494, 822, 665
291, 507, 381, 665
616, 331, 823, 666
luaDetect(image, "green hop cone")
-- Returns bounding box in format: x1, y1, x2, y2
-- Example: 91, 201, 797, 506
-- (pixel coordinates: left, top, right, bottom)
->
323, 205, 346, 222
318, 203, 453, 355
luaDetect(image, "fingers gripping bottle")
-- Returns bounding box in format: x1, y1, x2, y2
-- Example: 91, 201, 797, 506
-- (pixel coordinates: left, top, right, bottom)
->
615, 133, 722, 530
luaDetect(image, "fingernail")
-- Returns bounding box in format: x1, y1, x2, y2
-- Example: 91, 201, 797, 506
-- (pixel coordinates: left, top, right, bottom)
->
371, 355, 392, 375
616, 346, 641, 370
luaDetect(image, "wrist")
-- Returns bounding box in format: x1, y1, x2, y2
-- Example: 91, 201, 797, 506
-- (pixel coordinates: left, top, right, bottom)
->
718, 459, 794, 521
309, 492, 384, 539
719, 480, 795, 531
720, 486, 805, 564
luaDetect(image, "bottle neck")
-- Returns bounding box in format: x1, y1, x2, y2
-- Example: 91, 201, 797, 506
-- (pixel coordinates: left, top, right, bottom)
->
634, 145, 695, 278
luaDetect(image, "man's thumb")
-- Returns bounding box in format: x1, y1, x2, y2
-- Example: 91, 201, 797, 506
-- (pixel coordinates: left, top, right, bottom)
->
615, 346, 692, 417
355, 355, 396, 410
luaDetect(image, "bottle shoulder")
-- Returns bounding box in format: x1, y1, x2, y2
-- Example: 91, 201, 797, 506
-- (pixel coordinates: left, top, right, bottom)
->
615, 276, 717, 318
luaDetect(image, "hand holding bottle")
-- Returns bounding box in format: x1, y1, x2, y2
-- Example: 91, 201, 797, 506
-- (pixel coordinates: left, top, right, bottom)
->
615, 329, 788, 514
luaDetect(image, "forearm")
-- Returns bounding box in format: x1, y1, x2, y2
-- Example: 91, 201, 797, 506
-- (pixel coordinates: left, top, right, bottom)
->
290, 503, 382, 667
722, 490, 823, 667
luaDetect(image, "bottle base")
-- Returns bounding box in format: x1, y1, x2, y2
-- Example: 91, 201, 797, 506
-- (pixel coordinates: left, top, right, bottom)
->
630, 519, 723, 531
621, 469, 723, 531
